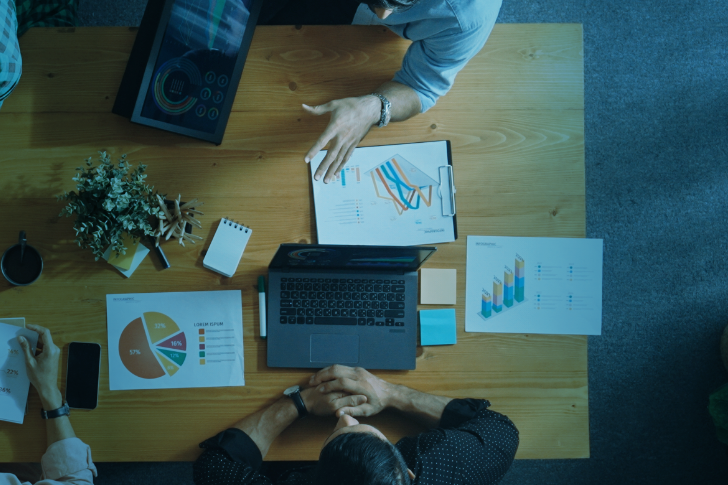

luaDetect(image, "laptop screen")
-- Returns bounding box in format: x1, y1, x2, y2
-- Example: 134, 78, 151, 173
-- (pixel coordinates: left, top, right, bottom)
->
269, 245, 436, 272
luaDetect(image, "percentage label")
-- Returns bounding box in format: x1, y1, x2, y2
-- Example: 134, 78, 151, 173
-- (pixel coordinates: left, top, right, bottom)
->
0, 387, 10, 394
167, 366, 174, 370
155, 323, 166, 329
171, 341, 182, 347
129, 349, 141, 355
8, 349, 19, 355
170, 353, 179, 358
5, 369, 19, 376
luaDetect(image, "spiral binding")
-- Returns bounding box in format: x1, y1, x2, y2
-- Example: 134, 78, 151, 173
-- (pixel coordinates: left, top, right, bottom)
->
223, 217, 249, 233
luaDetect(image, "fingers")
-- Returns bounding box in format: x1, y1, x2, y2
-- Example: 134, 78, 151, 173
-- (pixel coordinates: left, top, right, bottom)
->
303, 103, 334, 164
334, 144, 358, 179
336, 403, 373, 418
26, 324, 54, 348
310, 364, 355, 386
17, 336, 36, 363
314, 141, 350, 183
317, 377, 359, 395
333, 394, 367, 411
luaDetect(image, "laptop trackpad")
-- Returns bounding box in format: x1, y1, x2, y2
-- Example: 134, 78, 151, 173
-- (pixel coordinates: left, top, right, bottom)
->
310, 334, 359, 364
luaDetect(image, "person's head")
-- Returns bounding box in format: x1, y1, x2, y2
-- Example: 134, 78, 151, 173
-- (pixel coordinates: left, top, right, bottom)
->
362, 0, 421, 19
314, 414, 413, 485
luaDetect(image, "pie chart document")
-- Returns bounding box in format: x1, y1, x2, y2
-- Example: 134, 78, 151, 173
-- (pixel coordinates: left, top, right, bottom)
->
106, 290, 244, 391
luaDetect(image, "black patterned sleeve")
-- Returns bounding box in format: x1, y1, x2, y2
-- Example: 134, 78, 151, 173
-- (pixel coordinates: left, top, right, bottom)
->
395, 399, 519, 485
193, 429, 273, 485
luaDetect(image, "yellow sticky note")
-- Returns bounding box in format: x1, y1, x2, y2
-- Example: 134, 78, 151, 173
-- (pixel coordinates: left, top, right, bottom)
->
107, 233, 139, 271
420, 268, 457, 305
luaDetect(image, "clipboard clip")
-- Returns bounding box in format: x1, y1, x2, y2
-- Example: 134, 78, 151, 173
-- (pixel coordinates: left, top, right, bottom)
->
438, 165, 456, 217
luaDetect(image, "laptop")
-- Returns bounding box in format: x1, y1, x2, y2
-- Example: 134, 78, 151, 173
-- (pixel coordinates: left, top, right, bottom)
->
267, 244, 437, 370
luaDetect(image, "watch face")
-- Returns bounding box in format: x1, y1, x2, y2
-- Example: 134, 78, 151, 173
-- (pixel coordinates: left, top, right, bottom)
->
284, 385, 300, 396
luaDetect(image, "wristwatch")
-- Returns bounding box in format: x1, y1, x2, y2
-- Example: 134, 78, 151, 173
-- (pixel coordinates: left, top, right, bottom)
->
41, 401, 70, 419
283, 385, 308, 418
370, 93, 392, 128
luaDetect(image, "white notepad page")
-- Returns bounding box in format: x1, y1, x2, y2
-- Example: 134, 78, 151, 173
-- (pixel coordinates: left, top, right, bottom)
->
203, 218, 252, 277
0, 323, 39, 423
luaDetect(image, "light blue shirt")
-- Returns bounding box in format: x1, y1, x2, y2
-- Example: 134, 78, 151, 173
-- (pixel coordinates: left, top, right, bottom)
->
353, 0, 501, 112
0, 0, 21, 111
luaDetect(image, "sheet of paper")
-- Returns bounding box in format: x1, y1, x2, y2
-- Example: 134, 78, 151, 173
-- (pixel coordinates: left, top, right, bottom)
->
103, 241, 149, 278
0, 323, 39, 424
106, 291, 244, 391
105, 233, 140, 271
0, 318, 25, 328
465, 236, 603, 335
420, 309, 457, 346
420, 268, 457, 304
310, 141, 456, 246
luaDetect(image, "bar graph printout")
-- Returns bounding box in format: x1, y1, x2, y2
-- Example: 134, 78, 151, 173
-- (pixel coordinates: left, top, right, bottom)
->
310, 141, 456, 246
106, 290, 244, 390
465, 236, 603, 335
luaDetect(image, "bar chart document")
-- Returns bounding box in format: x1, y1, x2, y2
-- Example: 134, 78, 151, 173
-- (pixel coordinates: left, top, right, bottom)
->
310, 141, 457, 246
106, 290, 244, 390
465, 236, 603, 335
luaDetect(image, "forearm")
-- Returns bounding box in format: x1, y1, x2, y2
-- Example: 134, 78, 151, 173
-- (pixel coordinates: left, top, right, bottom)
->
386, 384, 453, 428
232, 396, 298, 458
374, 81, 422, 122
38, 386, 76, 446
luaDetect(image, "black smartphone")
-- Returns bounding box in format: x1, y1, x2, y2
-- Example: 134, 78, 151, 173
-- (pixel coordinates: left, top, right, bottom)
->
65, 342, 101, 410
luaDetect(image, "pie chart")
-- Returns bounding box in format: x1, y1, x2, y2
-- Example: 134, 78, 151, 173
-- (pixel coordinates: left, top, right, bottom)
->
119, 312, 187, 379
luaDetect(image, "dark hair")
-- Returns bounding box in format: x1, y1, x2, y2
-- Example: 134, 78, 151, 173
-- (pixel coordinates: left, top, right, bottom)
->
314, 432, 411, 485
363, 0, 421, 13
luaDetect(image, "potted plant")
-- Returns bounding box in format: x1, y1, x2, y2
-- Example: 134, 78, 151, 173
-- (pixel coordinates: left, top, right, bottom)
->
57, 151, 163, 260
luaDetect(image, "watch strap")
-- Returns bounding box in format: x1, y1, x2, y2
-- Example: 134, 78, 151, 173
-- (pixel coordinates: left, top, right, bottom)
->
287, 390, 308, 418
41, 401, 70, 419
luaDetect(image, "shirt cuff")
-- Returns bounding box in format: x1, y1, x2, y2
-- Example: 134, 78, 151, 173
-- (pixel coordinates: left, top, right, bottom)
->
40, 438, 98, 480
199, 428, 263, 470
439, 398, 491, 429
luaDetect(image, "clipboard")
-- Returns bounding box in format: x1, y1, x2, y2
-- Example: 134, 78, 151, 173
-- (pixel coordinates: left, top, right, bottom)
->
310, 140, 458, 246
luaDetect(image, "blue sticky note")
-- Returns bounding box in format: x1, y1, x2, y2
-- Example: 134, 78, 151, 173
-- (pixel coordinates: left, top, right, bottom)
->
420, 309, 457, 346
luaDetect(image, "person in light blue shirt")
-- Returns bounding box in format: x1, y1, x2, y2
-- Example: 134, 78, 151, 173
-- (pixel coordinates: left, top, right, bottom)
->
302, 0, 502, 183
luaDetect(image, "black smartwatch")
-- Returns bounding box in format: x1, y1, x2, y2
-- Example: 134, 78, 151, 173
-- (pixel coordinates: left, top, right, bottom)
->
41, 402, 71, 419
283, 385, 308, 418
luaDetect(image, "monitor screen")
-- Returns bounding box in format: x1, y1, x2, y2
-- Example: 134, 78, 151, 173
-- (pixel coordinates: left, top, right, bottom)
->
269, 244, 437, 272
132, 0, 260, 143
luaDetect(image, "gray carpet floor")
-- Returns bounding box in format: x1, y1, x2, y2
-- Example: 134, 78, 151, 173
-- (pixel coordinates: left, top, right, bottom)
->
72, 0, 728, 483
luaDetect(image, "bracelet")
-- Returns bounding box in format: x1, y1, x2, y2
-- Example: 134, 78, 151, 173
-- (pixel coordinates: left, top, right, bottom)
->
370, 93, 392, 128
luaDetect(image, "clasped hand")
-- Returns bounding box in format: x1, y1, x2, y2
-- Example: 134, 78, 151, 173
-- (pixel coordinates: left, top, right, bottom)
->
307, 365, 395, 418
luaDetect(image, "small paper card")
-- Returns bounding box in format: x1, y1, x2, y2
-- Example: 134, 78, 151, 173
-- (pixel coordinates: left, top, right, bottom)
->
105, 233, 140, 271
103, 239, 149, 278
420, 309, 457, 346
420, 268, 457, 305
0, 318, 25, 328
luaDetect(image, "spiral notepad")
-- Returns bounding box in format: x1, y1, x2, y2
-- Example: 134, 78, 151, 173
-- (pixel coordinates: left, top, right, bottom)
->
203, 218, 252, 277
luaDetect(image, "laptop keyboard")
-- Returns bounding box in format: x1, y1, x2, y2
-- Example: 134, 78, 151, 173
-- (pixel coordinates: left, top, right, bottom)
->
278, 277, 407, 327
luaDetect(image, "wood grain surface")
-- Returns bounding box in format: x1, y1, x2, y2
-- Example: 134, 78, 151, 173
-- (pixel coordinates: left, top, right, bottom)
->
0, 24, 586, 461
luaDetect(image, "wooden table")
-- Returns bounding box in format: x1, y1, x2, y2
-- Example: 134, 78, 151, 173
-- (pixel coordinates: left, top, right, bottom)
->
0, 24, 586, 462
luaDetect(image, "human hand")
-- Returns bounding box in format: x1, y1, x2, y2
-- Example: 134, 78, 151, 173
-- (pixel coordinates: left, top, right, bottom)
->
309, 365, 396, 417
300, 386, 367, 417
17, 324, 62, 409
303, 95, 381, 184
